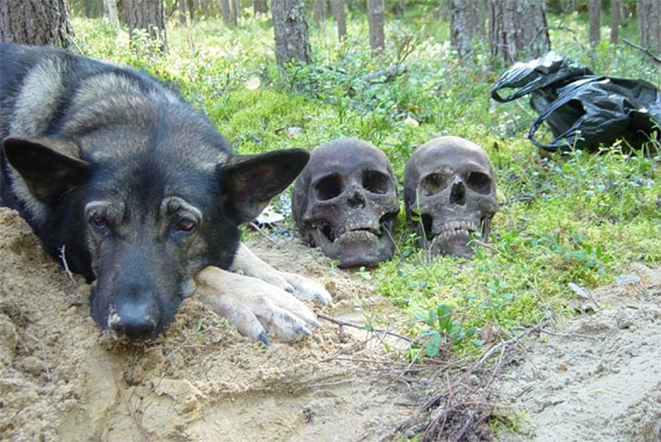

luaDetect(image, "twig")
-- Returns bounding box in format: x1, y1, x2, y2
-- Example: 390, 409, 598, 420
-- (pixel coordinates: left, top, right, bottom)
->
622, 38, 661, 63
316, 312, 413, 343
58, 245, 75, 282
248, 222, 280, 245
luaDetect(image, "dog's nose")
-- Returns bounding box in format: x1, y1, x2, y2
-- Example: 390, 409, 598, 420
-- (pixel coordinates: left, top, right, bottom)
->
109, 301, 158, 340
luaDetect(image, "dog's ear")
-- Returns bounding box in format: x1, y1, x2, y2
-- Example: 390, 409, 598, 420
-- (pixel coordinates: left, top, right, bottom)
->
221, 149, 309, 223
3, 137, 90, 204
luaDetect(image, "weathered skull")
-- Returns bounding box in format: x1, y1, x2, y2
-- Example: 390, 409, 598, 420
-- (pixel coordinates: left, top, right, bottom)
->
403, 136, 498, 258
292, 139, 399, 268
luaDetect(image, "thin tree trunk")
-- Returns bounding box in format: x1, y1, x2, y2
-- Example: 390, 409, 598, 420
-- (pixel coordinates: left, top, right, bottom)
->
450, 0, 486, 61
186, 0, 195, 21
178, 0, 187, 26
330, 0, 346, 42
254, 0, 268, 14
488, 0, 550, 63
272, 0, 312, 66
0, 0, 75, 48
104, 0, 121, 29
638, 0, 661, 55
313, 0, 326, 28
588, 0, 601, 46
123, 0, 167, 53
221, 0, 232, 26
368, 0, 385, 53
610, 0, 620, 44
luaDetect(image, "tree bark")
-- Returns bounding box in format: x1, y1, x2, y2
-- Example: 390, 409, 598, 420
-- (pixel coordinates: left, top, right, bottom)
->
123, 0, 167, 52
330, 0, 346, 42
367, 0, 385, 53
588, 0, 601, 46
178, 0, 187, 26
186, 0, 195, 21
488, 0, 550, 63
272, 0, 312, 66
450, 0, 486, 61
638, 0, 661, 55
254, 0, 269, 14
610, 0, 620, 44
104, 0, 121, 29
313, 0, 326, 28
0, 0, 75, 48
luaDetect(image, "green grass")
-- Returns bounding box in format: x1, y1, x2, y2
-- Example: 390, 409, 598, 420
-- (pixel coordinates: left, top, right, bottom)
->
70, 11, 661, 359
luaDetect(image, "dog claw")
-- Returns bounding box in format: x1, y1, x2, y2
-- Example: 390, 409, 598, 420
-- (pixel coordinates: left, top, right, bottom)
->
258, 331, 271, 347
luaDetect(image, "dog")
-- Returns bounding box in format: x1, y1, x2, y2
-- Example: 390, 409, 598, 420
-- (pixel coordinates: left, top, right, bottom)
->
0, 43, 331, 344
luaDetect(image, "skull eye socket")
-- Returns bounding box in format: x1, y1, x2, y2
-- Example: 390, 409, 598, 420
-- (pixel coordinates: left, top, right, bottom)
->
362, 170, 391, 194
314, 174, 344, 201
465, 171, 492, 194
420, 173, 449, 196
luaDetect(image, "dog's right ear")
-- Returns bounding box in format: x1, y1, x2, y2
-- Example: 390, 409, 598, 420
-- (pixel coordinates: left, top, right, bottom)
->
2, 137, 90, 204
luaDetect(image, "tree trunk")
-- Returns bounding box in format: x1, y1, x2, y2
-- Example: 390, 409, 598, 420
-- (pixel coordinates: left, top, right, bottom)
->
450, 0, 486, 61
588, 0, 601, 46
638, 0, 661, 55
221, 0, 232, 26
123, 0, 167, 52
488, 0, 550, 63
104, 0, 121, 29
330, 0, 346, 42
272, 0, 312, 66
367, 0, 385, 53
313, 0, 326, 28
610, 0, 620, 44
178, 0, 187, 26
254, 0, 269, 14
186, 0, 195, 21
229, 0, 239, 26
0, 0, 75, 48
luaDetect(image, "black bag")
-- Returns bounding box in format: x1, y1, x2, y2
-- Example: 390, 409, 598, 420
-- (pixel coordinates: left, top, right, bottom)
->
492, 52, 661, 152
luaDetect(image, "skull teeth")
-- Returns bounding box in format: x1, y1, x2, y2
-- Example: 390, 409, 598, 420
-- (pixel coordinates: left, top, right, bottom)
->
437, 221, 479, 240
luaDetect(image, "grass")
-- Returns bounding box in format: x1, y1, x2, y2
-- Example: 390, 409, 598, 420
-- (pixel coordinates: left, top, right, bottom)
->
70, 10, 661, 359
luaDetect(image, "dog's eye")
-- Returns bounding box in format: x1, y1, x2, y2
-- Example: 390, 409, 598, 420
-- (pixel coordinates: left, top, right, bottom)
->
175, 218, 197, 232
89, 212, 108, 229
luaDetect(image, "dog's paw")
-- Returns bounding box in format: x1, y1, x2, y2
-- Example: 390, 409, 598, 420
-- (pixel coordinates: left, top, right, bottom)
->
279, 271, 333, 304
194, 266, 320, 344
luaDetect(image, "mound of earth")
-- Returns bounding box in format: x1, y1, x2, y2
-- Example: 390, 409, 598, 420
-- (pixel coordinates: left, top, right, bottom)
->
0, 207, 412, 442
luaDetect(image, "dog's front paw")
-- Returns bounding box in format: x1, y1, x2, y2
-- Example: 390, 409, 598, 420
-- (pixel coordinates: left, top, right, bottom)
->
280, 271, 333, 304
194, 266, 320, 344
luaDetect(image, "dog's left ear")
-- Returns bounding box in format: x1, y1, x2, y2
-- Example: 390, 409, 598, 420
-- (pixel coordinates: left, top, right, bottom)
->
221, 149, 309, 223
3, 136, 90, 204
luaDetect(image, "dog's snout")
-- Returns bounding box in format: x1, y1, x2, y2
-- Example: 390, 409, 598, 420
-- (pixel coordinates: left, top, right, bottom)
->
109, 300, 159, 340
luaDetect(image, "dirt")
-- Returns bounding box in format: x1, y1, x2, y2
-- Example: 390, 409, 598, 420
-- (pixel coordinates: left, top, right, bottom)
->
495, 264, 661, 442
1, 205, 660, 442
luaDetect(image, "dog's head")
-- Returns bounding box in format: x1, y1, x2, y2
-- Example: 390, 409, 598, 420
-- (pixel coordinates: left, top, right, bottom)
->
2, 135, 308, 340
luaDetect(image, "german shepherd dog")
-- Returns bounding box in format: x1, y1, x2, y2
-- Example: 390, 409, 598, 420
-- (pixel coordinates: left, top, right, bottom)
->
0, 43, 330, 344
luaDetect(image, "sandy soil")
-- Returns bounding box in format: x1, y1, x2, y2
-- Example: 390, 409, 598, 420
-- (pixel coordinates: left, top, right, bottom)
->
0, 207, 412, 442
1, 205, 660, 442
496, 264, 661, 442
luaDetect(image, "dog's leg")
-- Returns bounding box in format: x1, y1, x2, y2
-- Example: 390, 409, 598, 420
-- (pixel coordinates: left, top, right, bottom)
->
230, 243, 332, 304
194, 266, 320, 344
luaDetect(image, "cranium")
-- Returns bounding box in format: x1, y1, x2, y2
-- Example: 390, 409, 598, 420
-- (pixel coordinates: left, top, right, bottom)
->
292, 139, 399, 268
403, 136, 498, 258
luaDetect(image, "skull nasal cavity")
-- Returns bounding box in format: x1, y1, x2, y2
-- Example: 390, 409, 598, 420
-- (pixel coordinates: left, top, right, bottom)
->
348, 189, 366, 208
450, 181, 466, 205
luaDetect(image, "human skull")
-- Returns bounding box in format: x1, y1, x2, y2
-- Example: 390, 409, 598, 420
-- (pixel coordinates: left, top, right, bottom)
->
292, 139, 399, 268
403, 136, 498, 258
